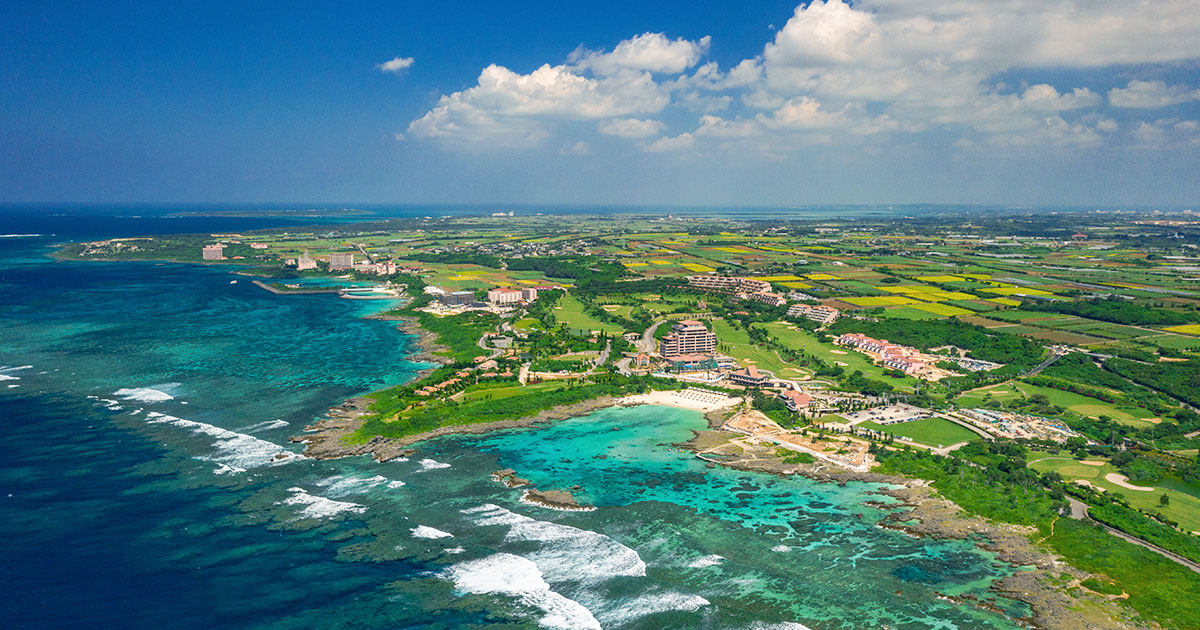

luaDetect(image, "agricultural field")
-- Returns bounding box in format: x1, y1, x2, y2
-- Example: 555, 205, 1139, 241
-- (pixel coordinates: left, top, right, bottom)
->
860, 417, 982, 447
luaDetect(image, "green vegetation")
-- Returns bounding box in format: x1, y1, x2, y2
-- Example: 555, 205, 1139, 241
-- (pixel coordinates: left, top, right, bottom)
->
1040, 518, 1200, 630
859, 417, 981, 447
875, 444, 1062, 526
1027, 298, 1197, 327
554, 293, 624, 335
415, 311, 498, 362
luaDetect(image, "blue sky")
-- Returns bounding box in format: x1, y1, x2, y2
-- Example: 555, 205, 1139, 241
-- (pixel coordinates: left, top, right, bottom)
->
2, 1, 1198, 207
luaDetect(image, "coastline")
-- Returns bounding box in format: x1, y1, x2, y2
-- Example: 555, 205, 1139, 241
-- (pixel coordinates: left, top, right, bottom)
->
673, 421, 1139, 629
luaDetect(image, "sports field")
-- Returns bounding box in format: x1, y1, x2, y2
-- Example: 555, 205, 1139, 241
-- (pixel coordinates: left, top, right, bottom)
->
553, 294, 624, 335
1028, 455, 1200, 532
760, 321, 919, 391
860, 417, 981, 447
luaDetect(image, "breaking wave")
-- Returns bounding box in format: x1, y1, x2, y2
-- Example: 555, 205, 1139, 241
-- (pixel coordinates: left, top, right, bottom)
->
443, 554, 600, 630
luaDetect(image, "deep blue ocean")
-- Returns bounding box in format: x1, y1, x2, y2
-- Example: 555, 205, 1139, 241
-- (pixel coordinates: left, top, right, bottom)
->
1, 206, 1032, 629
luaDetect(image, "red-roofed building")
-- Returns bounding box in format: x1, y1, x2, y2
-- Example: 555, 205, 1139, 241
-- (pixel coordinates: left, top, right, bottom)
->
729, 364, 770, 387
779, 390, 813, 411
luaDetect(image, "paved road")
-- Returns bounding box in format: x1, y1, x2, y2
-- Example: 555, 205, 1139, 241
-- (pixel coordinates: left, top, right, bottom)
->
1065, 498, 1200, 574
583, 340, 612, 376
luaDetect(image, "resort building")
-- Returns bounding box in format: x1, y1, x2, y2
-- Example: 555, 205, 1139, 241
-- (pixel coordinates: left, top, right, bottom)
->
439, 290, 475, 306
296, 251, 317, 271
779, 390, 813, 411
520, 287, 538, 302
249, 242, 268, 249
747, 291, 787, 307
659, 320, 717, 358
787, 303, 840, 324
728, 365, 771, 387
487, 287, 524, 305
687, 275, 772, 294
201, 244, 225, 260
329, 253, 355, 270
666, 353, 717, 372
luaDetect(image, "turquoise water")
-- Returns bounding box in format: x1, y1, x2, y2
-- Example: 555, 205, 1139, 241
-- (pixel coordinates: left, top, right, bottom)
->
0, 223, 1033, 629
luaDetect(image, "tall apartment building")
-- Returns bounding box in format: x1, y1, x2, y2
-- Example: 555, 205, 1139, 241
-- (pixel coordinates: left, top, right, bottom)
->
329, 253, 355, 270
201, 244, 225, 260
487, 287, 523, 305
659, 320, 717, 357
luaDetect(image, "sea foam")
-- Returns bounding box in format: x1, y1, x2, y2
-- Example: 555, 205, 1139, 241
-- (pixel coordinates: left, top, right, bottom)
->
239, 419, 290, 433
113, 386, 175, 403
687, 554, 724, 568
144, 411, 303, 469
444, 554, 601, 630
595, 591, 710, 626
0, 365, 33, 381
462, 504, 646, 582
411, 525, 454, 539
416, 458, 450, 472
315, 474, 390, 497
281, 487, 366, 520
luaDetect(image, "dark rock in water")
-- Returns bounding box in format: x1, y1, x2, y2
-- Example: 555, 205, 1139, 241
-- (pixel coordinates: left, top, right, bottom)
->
492, 469, 531, 488
522, 488, 594, 511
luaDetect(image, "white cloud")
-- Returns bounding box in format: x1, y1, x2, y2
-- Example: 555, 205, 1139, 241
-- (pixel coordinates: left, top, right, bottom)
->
1109, 80, 1200, 108
408, 1, 1200, 155
406, 63, 669, 148
378, 56, 414, 74
572, 33, 710, 75
1132, 119, 1200, 149
644, 133, 695, 153
598, 118, 666, 138
559, 140, 591, 156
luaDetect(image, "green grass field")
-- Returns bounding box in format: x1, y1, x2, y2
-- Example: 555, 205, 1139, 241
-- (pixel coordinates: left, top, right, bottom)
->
761, 322, 919, 391
1028, 454, 1200, 532
860, 417, 981, 447
956, 381, 1160, 427
553, 293, 624, 334
710, 319, 801, 377
459, 380, 567, 403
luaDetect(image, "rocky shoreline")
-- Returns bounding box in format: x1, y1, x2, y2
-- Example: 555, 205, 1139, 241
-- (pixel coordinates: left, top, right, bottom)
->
364, 313, 452, 368
675, 426, 1142, 630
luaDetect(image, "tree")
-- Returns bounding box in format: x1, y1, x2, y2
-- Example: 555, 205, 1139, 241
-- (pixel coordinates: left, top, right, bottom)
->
1160, 493, 1170, 507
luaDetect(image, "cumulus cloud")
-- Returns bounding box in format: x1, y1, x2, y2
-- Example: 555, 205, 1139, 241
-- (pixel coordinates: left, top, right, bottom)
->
598, 118, 666, 138
1109, 80, 1200, 108
378, 56, 414, 74
406, 63, 669, 147
571, 33, 710, 75
407, 1, 1200, 155
1132, 119, 1200, 149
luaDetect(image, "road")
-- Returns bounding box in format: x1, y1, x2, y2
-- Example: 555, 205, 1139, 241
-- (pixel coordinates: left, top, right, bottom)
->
1065, 497, 1200, 574
583, 340, 611, 376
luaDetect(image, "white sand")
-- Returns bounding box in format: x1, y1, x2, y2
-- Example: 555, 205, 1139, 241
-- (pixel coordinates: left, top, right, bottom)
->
1104, 473, 1155, 491
829, 349, 848, 355
1080, 460, 1105, 466
618, 389, 740, 412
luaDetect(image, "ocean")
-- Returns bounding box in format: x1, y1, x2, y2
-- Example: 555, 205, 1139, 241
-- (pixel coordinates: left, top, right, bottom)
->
1, 207, 1031, 629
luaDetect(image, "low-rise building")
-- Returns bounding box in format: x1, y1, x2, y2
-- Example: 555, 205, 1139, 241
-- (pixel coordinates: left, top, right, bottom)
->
787, 303, 840, 324
746, 291, 787, 307
779, 390, 813, 411
729, 365, 771, 387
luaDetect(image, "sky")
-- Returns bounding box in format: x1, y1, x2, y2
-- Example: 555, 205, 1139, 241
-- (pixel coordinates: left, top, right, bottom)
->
1, 0, 1199, 208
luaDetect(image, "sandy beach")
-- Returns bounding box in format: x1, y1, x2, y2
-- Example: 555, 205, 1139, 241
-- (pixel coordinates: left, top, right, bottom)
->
617, 388, 741, 412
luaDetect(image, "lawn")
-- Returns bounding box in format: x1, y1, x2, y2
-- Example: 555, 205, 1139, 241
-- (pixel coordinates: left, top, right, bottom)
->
710, 319, 802, 377
459, 380, 567, 403
956, 381, 1160, 427
860, 417, 981, 447
553, 293, 624, 335
760, 321, 919, 391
